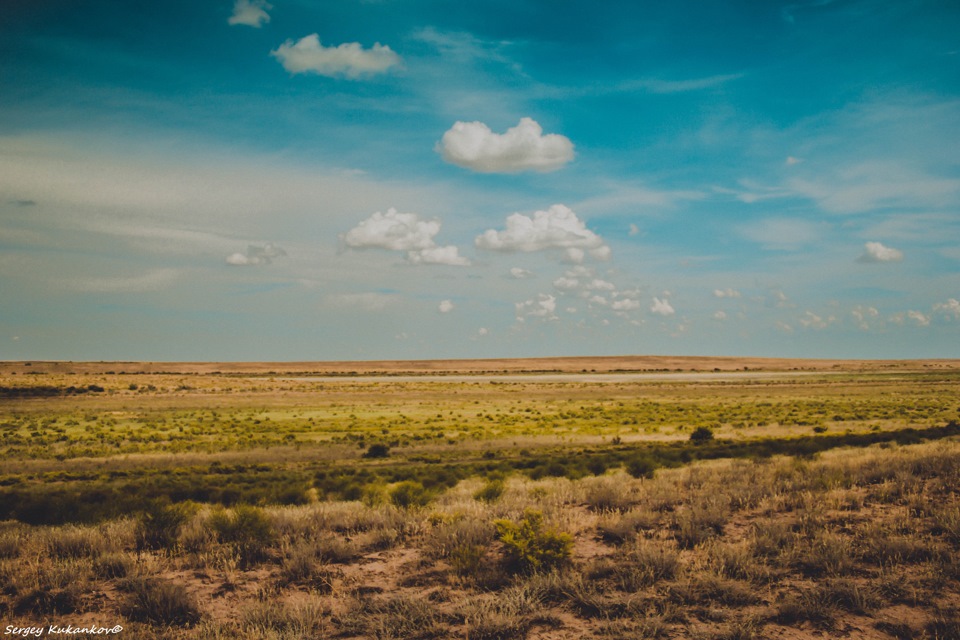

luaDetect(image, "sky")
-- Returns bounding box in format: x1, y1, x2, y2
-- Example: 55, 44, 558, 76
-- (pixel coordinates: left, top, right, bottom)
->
1, 0, 959, 361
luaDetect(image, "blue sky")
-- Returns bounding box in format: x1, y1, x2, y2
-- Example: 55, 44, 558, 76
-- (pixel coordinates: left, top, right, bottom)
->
1, 0, 958, 361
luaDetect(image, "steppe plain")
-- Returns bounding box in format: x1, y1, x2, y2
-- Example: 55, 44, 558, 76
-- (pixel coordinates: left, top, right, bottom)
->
0, 356, 958, 639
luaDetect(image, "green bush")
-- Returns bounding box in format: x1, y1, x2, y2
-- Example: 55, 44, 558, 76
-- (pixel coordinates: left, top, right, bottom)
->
136, 502, 192, 552
474, 479, 505, 503
209, 505, 274, 568
626, 454, 658, 479
494, 509, 573, 574
388, 481, 430, 508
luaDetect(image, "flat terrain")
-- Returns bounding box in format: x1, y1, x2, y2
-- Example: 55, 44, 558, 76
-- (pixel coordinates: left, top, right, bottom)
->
0, 357, 958, 639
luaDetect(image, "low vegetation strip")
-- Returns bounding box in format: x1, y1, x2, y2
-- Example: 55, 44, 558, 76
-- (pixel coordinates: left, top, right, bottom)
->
1, 422, 956, 525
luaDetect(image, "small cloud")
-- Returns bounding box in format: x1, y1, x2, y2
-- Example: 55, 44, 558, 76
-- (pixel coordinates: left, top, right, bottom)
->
713, 288, 741, 299
477, 327, 489, 337
325, 292, 397, 311
438, 300, 454, 313
628, 223, 641, 236
272, 34, 401, 78
798, 311, 835, 330
476, 204, 609, 261
851, 305, 880, 330
611, 298, 641, 311
509, 267, 533, 279
650, 297, 675, 316
934, 298, 960, 319
343, 208, 469, 266
785, 156, 803, 166
890, 310, 930, 327
437, 117, 574, 173
776, 321, 794, 333
516, 294, 557, 321
228, 0, 271, 27
857, 241, 904, 263
225, 242, 286, 266
11, 336, 20, 341
712, 310, 727, 321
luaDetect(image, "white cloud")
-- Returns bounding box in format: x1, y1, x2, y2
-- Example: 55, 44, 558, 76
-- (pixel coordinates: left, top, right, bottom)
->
934, 298, 960, 319
343, 208, 469, 266
611, 298, 641, 311
516, 294, 557, 321
509, 267, 533, 279
438, 300, 454, 313
477, 327, 489, 336
786, 156, 803, 166
908, 310, 930, 327
798, 311, 835, 330
857, 241, 904, 263
325, 292, 396, 311
713, 310, 727, 320
890, 310, 931, 327
713, 288, 741, 299
650, 297, 675, 316
437, 117, 574, 173
228, 0, 271, 28
851, 305, 880, 330
476, 204, 609, 261
225, 242, 286, 266
271, 34, 401, 78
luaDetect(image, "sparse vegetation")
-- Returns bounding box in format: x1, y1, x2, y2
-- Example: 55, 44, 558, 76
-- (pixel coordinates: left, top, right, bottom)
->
0, 360, 958, 638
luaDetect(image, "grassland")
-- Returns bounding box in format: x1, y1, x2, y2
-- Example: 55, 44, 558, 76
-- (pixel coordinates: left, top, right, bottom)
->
0, 357, 958, 639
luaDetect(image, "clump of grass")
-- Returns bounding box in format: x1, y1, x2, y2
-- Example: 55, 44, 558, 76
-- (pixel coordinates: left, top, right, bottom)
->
672, 498, 729, 549
278, 542, 339, 592
120, 576, 202, 627
93, 552, 134, 579
474, 478, 505, 503
494, 509, 573, 574
615, 538, 681, 591
45, 525, 106, 559
596, 507, 658, 544
136, 501, 193, 552
209, 504, 275, 568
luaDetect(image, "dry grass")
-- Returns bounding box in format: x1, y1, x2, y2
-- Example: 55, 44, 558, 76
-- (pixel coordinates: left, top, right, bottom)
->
0, 439, 957, 638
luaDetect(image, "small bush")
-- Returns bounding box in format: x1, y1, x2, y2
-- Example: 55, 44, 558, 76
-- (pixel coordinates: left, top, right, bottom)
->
363, 443, 391, 458
209, 505, 274, 568
389, 481, 431, 509
626, 455, 658, 479
136, 502, 192, 552
121, 577, 201, 627
690, 426, 715, 443
474, 479, 505, 503
494, 509, 573, 574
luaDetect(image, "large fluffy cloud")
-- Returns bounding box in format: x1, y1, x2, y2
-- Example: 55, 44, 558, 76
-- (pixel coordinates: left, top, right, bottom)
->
228, 0, 271, 27
437, 118, 574, 173
857, 241, 904, 263
343, 208, 468, 266
271, 35, 401, 78
475, 204, 609, 262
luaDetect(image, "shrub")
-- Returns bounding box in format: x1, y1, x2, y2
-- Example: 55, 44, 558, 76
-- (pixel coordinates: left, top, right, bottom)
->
494, 509, 573, 574
474, 479, 505, 503
209, 505, 274, 568
690, 426, 715, 443
363, 443, 391, 458
389, 481, 431, 509
121, 577, 201, 627
136, 501, 192, 552
625, 454, 658, 479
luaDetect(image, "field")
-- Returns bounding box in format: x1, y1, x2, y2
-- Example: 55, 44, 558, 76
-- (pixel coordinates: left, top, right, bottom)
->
0, 357, 959, 639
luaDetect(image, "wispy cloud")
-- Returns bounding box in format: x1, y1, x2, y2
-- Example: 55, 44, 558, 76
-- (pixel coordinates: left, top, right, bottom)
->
226, 243, 286, 266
